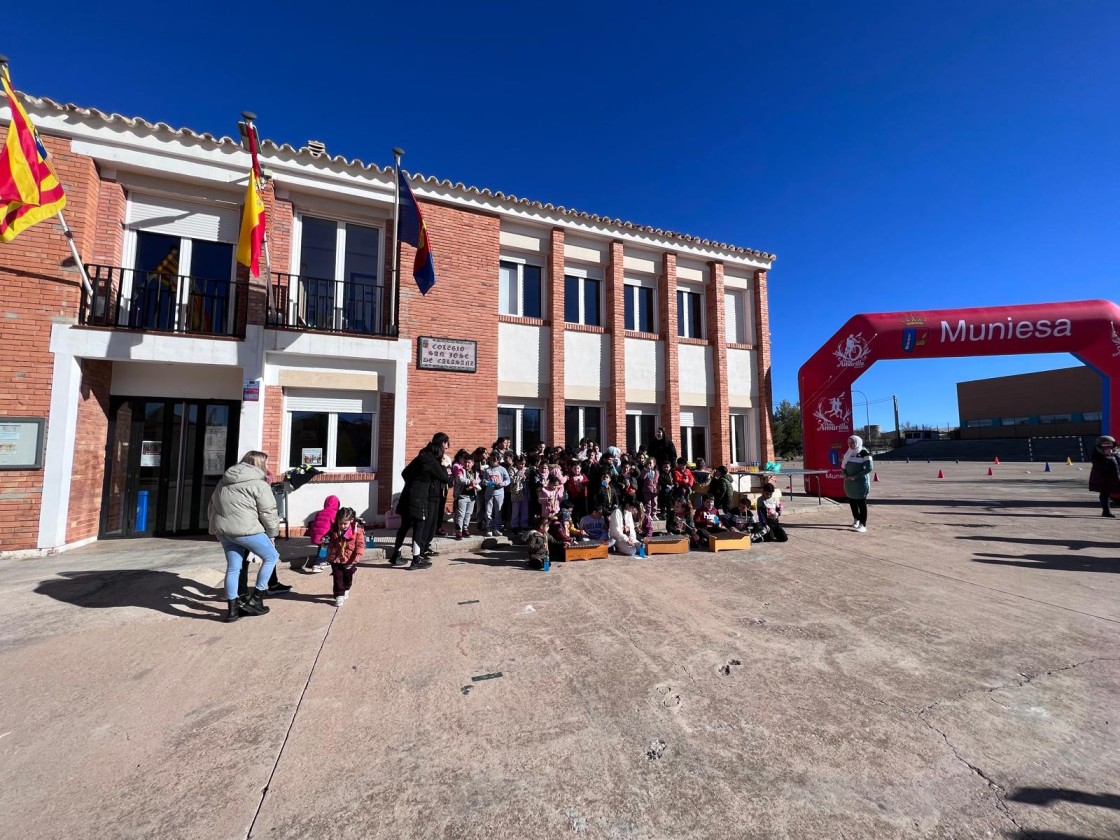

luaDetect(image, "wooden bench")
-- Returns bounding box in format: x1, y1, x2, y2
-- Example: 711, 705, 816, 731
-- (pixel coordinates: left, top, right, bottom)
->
708, 531, 752, 552
563, 540, 609, 561
644, 534, 690, 555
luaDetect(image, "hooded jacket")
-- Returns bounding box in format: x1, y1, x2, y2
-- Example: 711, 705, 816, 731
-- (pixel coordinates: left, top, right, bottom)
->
307, 495, 340, 545
396, 446, 451, 520
842, 436, 873, 500
208, 462, 280, 539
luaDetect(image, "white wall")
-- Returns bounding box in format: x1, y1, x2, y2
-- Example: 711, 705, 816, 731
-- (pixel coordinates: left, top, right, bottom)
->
624, 337, 663, 404
285, 482, 379, 531
498, 322, 548, 398
727, 348, 755, 407
111, 361, 244, 399
678, 343, 714, 405
565, 331, 608, 401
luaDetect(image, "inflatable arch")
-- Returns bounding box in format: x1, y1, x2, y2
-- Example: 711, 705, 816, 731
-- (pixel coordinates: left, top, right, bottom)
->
798, 299, 1120, 498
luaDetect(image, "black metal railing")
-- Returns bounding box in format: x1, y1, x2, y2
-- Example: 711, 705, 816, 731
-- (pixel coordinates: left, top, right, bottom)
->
267, 272, 395, 337
80, 264, 249, 338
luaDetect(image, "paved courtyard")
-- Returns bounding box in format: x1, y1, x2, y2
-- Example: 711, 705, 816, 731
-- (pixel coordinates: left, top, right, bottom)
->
0, 461, 1117, 839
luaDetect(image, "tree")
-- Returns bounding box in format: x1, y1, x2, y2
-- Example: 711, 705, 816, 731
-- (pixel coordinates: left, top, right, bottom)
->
772, 400, 802, 458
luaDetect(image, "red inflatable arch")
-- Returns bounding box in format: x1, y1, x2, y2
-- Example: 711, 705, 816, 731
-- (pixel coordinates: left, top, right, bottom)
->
798, 299, 1120, 498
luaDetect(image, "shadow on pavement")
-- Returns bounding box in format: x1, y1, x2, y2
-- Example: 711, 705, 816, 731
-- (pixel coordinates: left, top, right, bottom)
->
958, 536, 1118, 551
454, 545, 536, 570
871, 498, 1090, 509
1008, 833, 1111, 840
972, 554, 1120, 574
1008, 786, 1120, 810
35, 570, 227, 620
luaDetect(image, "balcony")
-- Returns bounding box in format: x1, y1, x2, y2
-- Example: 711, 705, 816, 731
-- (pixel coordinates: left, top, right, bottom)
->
266, 272, 397, 338
80, 264, 249, 339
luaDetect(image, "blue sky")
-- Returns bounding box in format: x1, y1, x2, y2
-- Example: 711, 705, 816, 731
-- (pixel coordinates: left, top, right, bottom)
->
8, 1, 1119, 429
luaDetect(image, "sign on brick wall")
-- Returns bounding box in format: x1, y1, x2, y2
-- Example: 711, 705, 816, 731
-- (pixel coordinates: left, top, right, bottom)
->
417, 336, 477, 373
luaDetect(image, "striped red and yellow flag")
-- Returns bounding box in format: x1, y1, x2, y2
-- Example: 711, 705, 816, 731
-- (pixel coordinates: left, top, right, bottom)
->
236, 169, 265, 276
0, 66, 66, 243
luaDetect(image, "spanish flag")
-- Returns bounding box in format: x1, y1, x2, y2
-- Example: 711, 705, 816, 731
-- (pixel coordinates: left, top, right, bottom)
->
0, 66, 66, 243
236, 167, 265, 277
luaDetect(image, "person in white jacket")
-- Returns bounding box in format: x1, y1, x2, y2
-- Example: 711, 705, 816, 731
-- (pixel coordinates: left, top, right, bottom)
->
609, 499, 643, 556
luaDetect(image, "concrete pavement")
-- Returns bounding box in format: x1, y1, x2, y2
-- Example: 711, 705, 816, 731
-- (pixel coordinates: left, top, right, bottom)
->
0, 461, 1117, 839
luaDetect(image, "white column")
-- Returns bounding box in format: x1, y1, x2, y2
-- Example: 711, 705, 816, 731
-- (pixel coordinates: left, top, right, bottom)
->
238, 325, 265, 453
391, 353, 409, 502
38, 327, 82, 549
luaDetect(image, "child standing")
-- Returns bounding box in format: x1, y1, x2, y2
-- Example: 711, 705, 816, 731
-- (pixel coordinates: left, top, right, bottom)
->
483, 452, 510, 536
566, 462, 589, 521
538, 474, 564, 520
326, 506, 364, 607
641, 460, 660, 518
508, 456, 530, 532
452, 452, 481, 539
306, 495, 339, 573
657, 461, 675, 525
672, 458, 695, 504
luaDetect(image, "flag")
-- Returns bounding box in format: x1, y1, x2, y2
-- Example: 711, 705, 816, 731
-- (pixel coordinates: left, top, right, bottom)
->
0, 67, 66, 243
397, 170, 436, 295
237, 168, 265, 276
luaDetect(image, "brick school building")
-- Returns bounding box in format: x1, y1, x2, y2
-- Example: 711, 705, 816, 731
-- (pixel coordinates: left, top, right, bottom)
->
0, 92, 776, 553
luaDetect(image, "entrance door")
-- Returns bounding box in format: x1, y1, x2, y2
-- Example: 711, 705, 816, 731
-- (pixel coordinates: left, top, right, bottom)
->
101, 397, 239, 537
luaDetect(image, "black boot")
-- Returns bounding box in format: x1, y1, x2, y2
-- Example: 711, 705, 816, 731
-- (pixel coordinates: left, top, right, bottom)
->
225, 598, 241, 623
240, 591, 270, 616
388, 548, 408, 567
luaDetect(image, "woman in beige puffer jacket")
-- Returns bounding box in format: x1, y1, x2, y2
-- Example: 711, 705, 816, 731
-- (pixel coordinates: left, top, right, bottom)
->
208, 450, 281, 622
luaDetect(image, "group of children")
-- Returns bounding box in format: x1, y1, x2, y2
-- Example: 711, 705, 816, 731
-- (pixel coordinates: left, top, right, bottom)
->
297, 442, 792, 595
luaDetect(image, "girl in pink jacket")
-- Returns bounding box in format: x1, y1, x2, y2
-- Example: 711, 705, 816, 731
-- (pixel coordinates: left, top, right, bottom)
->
306, 495, 339, 572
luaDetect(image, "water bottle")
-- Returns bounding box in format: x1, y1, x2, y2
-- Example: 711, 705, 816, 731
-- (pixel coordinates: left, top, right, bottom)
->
317, 543, 328, 560
542, 556, 550, 572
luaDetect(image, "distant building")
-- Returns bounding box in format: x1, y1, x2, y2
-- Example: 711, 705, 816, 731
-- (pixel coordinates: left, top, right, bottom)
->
956, 367, 1101, 440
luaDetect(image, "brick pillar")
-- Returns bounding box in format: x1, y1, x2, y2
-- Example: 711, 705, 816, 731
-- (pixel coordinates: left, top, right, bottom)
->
605, 242, 627, 448
753, 269, 775, 462
706, 261, 730, 467
548, 228, 566, 446
660, 253, 680, 441
263, 385, 284, 466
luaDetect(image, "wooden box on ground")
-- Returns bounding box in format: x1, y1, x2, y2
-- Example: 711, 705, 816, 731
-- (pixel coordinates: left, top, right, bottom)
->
645, 535, 690, 555
563, 540, 609, 561
708, 531, 752, 552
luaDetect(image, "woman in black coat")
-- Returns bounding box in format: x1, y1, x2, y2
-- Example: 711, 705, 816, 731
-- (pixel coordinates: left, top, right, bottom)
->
1088, 434, 1119, 518
649, 427, 678, 471
390, 432, 452, 568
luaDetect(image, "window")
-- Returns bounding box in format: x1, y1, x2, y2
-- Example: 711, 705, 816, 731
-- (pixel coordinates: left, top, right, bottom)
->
624, 282, 655, 332
677, 288, 703, 338
499, 259, 543, 318
1039, 414, 1072, 424
730, 413, 750, 464
565, 405, 602, 452
680, 425, 707, 464
131, 231, 234, 333
564, 272, 601, 326
1083, 411, 1102, 422
725, 290, 747, 344
965, 419, 994, 428
1001, 416, 1030, 426
626, 412, 657, 454
498, 405, 543, 455
285, 391, 376, 470
296, 216, 383, 333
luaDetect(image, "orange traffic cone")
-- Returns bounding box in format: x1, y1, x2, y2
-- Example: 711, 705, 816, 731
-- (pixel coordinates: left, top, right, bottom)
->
987, 467, 993, 476
937, 469, 944, 479
873, 471, 879, 482
993, 456, 1000, 465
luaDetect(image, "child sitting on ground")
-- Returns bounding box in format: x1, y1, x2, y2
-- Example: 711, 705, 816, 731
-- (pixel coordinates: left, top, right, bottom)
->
693, 494, 728, 548
722, 495, 769, 542
758, 483, 789, 542
306, 494, 340, 573
325, 506, 364, 607
636, 501, 655, 541
523, 515, 552, 571
578, 502, 610, 542
668, 499, 701, 549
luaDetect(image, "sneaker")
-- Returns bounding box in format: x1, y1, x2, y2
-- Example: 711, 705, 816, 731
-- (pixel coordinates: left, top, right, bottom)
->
454, 530, 463, 540
388, 551, 408, 567
341, 591, 349, 602
424, 548, 439, 557
855, 524, 867, 533
266, 582, 293, 594
312, 562, 330, 573
408, 558, 433, 570
335, 596, 345, 607
851, 520, 859, 528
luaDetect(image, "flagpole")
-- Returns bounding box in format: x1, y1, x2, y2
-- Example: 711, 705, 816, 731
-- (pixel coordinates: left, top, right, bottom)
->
390, 147, 404, 335
238, 111, 274, 314
0, 55, 94, 302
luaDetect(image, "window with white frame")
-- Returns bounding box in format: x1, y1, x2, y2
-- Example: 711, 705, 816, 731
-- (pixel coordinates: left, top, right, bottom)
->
677, 288, 704, 338
724, 289, 748, 344
498, 405, 543, 455
730, 413, 750, 464
679, 407, 708, 464
295, 216, 383, 333
624, 280, 656, 333
285, 390, 376, 470
565, 404, 602, 452
626, 411, 658, 454
499, 259, 543, 319
563, 269, 602, 326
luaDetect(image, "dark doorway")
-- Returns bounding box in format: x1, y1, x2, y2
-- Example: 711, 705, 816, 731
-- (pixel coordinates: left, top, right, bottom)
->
101, 397, 240, 537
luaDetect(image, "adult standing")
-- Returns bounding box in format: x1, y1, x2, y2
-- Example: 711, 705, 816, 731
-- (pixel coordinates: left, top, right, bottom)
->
649, 427, 678, 471
1089, 434, 1120, 517
842, 434, 873, 533
208, 450, 281, 623
389, 432, 452, 569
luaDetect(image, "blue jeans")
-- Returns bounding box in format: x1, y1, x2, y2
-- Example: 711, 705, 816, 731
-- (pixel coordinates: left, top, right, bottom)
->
221, 533, 279, 599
